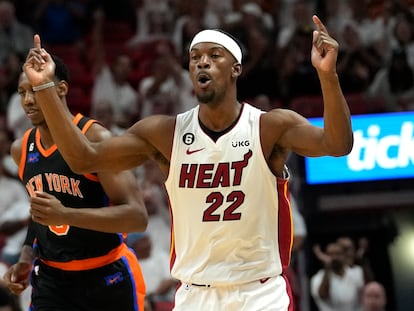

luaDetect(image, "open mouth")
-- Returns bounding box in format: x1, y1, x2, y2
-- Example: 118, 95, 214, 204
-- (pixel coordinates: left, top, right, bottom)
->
197, 73, 211, 87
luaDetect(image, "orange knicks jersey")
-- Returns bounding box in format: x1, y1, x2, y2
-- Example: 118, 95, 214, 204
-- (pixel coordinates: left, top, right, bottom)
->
165, 103, 293, 286
18, 114, 124, 263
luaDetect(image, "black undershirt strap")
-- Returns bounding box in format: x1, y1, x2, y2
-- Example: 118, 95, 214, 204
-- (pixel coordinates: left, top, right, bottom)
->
199, 104, 244, 142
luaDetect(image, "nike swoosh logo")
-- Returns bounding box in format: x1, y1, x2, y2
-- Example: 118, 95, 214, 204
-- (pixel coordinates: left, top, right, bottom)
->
105, 272, 124, 286
109, 276, 120, 284
186, 147, 205, 155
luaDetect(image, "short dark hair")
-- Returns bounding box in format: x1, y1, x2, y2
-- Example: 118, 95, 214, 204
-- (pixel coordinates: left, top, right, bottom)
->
50, 54, 70, 82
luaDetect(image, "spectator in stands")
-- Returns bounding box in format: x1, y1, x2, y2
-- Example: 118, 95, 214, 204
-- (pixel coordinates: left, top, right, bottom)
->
361, 281, 389, 311
227, 3, 279, 102
90, 99, 125, 136
2, 51, 25, 103
311, 241, 364, 311
336, 21, 383, 94
32, 0, 87, 45
366, 47, 414, 111
138, 40, 196, 118
136, 160, 170, 254
92, 53, 138, 128
0, 129, 29, 265
126, 232, 176, 304
89, 9, 139, 128
291, 194, 307, 253
278, 25, 323, 102
0, 128, 15, 175
172, 1, 207, 68
276, 0, 314, 49
5, 51, 31, 139
0, 200, 30, 266
6, 91, 31, 140
0, 0, 33, 64
348, 0, 388, 60
388, 13, 414, 70
127, 0, 174, 47
319, 0, 352, 44
0, 64, 9, 115
94, 0, 135, 26
337, 236, 374, 284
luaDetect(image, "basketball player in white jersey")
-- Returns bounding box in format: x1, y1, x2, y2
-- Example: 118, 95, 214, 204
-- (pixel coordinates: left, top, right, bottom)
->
22, 15, 353, 310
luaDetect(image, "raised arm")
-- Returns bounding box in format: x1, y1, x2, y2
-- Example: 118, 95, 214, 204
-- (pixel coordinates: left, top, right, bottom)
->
22, 35, 156, 173
274, 15, 353, 158
311, 15, 353, 155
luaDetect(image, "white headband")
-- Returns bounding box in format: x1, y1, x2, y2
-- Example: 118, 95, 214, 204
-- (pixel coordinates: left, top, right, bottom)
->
189, 30, 242, 64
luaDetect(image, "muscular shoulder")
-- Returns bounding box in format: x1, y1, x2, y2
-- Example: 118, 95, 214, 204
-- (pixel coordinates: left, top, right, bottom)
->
262, 107, 310, 139
128, 114, 176, 170
261, 108, 301, 147
261, 108, 306, 128
129, 114, 175, 147
84, 122, 113, 143
260, 108, 310, 175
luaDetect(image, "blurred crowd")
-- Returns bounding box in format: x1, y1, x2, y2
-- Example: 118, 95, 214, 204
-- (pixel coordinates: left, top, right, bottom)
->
1, 0, 413, 310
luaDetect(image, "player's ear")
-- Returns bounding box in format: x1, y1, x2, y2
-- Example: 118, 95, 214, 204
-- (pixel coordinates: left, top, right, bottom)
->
56, 80, 68, 96
231, 63, 242, 78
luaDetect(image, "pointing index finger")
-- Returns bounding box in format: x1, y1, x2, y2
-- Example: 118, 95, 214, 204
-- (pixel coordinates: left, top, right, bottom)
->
34, 34, 41, 49
312, 15, 328, 34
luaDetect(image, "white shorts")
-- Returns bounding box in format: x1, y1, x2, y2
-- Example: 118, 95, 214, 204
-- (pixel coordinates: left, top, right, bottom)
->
173, 275, 292, 311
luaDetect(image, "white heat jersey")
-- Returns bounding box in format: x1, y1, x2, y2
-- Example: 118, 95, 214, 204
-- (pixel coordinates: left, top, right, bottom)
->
165, 103, 292, 286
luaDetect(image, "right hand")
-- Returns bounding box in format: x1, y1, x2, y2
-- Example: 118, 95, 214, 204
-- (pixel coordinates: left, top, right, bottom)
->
2, 262, 32, 295
23, 34, 56, 86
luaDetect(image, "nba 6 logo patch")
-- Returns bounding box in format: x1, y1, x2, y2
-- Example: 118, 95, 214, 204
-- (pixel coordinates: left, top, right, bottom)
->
27, 152, 40, 163
183, 133, 195, 145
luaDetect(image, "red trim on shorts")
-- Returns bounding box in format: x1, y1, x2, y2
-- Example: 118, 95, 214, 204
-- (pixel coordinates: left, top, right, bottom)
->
282, 273, 295, 311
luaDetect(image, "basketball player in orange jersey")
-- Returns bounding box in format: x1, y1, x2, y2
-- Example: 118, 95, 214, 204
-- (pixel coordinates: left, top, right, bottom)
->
22, 15, 352, 310
2, 57, 148, 311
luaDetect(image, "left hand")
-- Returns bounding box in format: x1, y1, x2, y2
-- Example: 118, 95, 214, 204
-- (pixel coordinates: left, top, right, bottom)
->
311, 15, 339, 74
30, 191, 67, 226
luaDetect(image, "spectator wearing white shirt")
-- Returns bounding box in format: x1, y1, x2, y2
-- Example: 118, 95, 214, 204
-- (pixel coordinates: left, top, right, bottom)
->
311, 242, 364, 311
92, 54, 138, 128
0, 200, 29, 265
138, 40, 196, 118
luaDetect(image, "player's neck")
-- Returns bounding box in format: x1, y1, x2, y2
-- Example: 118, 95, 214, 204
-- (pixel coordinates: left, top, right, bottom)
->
198, 102, 243, 141
199, 101, 241, 128
38, 127, 55, 150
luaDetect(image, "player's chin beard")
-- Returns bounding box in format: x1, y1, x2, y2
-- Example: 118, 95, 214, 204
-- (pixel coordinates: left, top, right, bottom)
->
197, 90, 215, 104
